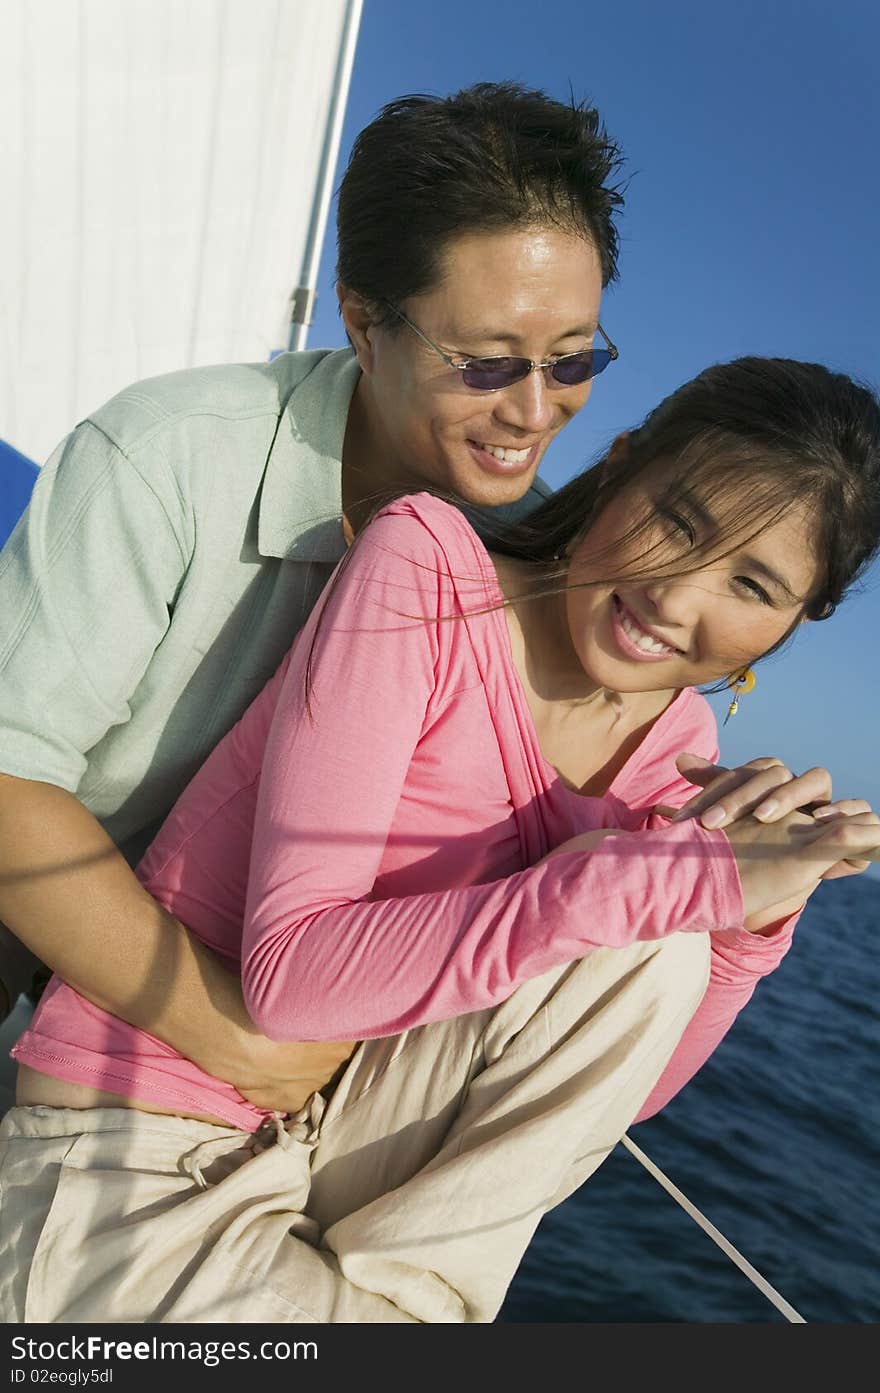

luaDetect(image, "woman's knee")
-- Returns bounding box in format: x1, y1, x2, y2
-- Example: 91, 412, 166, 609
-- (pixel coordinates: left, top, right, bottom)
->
646, 930, 711, 1014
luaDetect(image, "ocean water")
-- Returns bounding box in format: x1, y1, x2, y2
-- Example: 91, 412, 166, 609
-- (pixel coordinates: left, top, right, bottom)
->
499, 873, 880, 1323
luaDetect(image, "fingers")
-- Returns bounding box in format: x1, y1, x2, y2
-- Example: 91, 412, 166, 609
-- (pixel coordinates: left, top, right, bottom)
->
813, 799, 873, 818
674, 752, 720, 777
700, 764, 796, 827
809, 810, 880, 871
671, 754, 791, 827
674, 752, 782, 782
672, 759, 834, 830
751, 767, 834, 823
662, 758, 877, 876
814, 806, 880, 877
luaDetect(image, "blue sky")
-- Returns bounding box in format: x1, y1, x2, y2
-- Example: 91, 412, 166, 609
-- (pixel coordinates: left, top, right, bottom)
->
307, 0, 880, 834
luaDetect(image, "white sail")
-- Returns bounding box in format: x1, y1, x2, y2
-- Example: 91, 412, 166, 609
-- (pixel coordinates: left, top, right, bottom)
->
0, 0, 362, 467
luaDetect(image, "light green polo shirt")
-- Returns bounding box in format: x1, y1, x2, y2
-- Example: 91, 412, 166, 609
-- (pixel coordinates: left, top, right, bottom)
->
0, 348, 551, 865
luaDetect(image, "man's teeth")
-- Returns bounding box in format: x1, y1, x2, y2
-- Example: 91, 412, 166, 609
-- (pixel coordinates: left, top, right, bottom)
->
480, 443, 531, 463
619, 604, 675, 654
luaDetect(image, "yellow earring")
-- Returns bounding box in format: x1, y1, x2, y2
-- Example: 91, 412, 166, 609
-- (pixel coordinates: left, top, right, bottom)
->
723, 667, 756, 725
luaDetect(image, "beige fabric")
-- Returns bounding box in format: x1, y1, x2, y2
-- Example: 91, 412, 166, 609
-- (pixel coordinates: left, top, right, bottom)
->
0, 933, 709, 1324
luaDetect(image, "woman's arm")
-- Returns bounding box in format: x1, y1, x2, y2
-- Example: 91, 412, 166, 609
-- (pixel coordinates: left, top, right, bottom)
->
627, 746, 876, 1119
240, 504, 745, 1043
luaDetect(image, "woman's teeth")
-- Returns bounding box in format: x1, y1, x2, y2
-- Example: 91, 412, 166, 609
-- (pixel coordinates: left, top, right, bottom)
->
480, 443, 531, 463
618, 601, 677, 655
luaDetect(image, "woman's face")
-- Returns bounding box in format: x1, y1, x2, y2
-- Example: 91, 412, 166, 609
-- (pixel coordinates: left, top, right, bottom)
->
562, 478, 821, 696
344, 225, 605, 509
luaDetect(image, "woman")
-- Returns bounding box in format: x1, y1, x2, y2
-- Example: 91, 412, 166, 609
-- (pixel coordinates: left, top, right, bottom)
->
3, 356, 879, 1325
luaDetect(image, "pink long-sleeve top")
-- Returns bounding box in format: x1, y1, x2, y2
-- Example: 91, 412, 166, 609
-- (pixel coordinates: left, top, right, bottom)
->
13, 494, 797, 1131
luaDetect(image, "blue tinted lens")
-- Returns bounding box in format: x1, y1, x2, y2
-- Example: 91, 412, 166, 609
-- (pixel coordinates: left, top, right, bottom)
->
550, 350, 608, 385
460, 357, 531, 390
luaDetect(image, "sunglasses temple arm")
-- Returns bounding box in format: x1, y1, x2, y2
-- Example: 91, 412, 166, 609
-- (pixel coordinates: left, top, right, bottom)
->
598, 323, 619, 360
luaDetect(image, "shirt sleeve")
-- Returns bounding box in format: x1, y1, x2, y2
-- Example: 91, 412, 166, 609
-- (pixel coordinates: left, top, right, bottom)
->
0, 420, 187, 791
241, 502, 744, 1043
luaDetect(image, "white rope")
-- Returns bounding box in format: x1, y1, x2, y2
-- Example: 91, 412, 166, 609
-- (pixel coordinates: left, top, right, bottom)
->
620, 1133, 806, 1323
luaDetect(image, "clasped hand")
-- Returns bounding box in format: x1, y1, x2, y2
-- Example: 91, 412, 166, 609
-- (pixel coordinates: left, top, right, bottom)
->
657, 753, 880, 931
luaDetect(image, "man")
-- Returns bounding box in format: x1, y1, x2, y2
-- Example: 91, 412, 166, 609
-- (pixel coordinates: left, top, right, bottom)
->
0, 81, 624, 1103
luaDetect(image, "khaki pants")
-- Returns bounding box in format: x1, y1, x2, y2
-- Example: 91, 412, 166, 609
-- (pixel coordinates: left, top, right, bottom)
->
0, 934, 709, 1324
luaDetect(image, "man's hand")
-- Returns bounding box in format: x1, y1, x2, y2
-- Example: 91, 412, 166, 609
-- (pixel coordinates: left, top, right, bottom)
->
231, 1032, 357, 1114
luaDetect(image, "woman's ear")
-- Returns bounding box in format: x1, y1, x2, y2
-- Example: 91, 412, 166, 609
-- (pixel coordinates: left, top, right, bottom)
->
336, 284, 377, 373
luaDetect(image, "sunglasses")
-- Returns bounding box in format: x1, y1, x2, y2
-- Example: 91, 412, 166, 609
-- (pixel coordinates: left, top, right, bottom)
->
385, 301, 619, 391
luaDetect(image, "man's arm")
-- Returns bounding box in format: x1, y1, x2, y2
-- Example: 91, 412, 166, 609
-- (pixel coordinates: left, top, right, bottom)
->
0, 419, 188, 1022
0, 773, 350, 1108
0, 773, 240, 1054
0, 419, 346, 1105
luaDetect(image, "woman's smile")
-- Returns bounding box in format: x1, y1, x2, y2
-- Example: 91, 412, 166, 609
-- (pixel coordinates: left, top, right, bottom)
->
610, 594, 685, 662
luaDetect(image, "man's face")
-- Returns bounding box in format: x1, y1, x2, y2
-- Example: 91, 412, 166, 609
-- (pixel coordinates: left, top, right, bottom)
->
345, 225, 605, 508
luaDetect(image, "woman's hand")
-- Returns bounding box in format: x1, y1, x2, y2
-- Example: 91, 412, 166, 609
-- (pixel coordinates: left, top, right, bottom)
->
662, 752, 834, 828
658, 753, 876, 879
721, 806, 880, 928
653, 752, 880, 930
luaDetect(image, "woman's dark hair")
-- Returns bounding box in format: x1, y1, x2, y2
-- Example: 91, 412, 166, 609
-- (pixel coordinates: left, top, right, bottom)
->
480, 357, 880, 633
336, 81, 625, 318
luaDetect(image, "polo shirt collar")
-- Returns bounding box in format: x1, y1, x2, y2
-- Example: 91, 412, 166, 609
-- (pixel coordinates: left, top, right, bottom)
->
258, 348, 361, 562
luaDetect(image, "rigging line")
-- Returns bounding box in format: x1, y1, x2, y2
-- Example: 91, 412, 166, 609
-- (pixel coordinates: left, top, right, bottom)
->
620, 1133, 806, 1323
